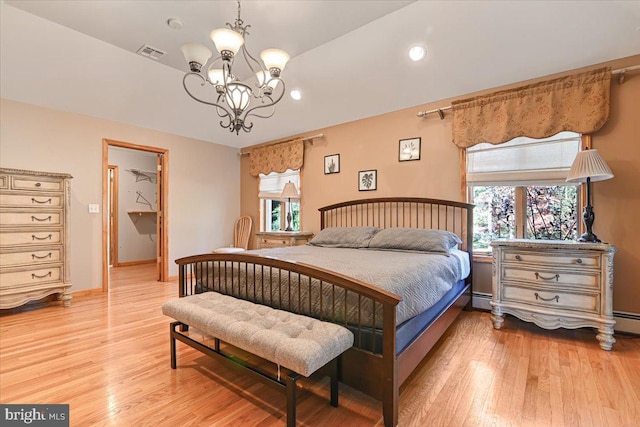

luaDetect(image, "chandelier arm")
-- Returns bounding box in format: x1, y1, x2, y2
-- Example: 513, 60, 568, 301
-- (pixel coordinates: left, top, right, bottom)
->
242, 80, 285, 120
183, 73, 234, 130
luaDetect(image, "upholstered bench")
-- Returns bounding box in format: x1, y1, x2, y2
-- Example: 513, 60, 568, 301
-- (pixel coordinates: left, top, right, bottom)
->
162, 292, 354, 426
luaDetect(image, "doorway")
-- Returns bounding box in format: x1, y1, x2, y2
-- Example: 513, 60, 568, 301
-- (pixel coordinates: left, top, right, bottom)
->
102, 139, 169, 291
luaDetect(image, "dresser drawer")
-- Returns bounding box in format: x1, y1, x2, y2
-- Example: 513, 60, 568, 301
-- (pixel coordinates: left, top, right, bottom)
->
0, 247, 63, 268
502, 266, 599, 289
0, 193, 63, 208
11, 176, 64, 192
502, 284, 599, 314
0, 175, 7, 189
0, 265, 63, 288
0, 229, 63, 247
503, 249, 600, 269
0, 211, 62, 227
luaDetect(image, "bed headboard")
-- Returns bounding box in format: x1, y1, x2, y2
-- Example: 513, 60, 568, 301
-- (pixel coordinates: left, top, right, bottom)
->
318, 197, 474, 253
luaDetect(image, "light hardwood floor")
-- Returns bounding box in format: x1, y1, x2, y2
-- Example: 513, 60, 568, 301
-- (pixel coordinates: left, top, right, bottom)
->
1, 264, 639, 426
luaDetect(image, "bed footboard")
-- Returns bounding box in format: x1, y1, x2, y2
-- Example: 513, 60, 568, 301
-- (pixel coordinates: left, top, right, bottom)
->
175, 253, 402, 425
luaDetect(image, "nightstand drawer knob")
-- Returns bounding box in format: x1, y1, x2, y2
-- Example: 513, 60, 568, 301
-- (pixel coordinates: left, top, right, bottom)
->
515, 255, 522, 261
535, 292, 560, 303
576, 258, 583, 264
535, 272, 559, 281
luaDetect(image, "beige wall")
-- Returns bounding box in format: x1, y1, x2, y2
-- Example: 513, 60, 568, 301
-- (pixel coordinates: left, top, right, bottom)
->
1, 99, 240, 291
241, 54, 640, 314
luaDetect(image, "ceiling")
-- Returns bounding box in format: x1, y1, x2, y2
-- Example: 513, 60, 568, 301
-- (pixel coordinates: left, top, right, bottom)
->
2, 1, 639, 149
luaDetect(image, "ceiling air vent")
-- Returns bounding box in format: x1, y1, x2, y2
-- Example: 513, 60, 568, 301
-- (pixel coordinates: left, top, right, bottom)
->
136, 44, 166, 60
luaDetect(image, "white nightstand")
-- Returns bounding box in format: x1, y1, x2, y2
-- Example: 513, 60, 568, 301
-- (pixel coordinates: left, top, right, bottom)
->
490, 239, 616, 350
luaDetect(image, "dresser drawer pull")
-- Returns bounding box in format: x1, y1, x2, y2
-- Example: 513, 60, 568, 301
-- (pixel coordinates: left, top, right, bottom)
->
32, 252, 52, 260
515, 255, 523, 261
31, 197, 52, 204
32, 271, 52, 279
535, 292, 559, 303
576, 258, 583, 264
32, 234, 52, 241
31, 215, 52, 222
535, 272, 559, 281
35, 182, 42, 187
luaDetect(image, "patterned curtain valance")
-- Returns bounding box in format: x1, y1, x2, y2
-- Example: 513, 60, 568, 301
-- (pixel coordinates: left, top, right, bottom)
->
249, 138, 304, 176
451, 67, 611, 148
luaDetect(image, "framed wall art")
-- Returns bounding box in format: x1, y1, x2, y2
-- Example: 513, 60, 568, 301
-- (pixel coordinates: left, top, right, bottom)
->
358, 169, 377, 191
324, 154, 340, 174
399, 137, 421, 162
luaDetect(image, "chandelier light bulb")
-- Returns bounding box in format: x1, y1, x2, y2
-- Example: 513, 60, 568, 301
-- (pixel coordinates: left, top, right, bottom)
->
260, 49, 290, 76
210, 28, 244, 56
181, 43, 212, 72
290, 90, 302, 101
256, 71, 279, 90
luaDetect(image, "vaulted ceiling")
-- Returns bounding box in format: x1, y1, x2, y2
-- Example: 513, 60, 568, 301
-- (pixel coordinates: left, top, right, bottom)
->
2, 1, 639, 148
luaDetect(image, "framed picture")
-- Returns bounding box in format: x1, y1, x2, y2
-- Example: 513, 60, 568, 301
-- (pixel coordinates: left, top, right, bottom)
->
399, 137, 421, 162
324, 154, 340, 174
358, 169, 377, 191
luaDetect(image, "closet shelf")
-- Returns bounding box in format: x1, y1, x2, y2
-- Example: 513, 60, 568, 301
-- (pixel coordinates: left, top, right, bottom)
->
128, 169, 157, 183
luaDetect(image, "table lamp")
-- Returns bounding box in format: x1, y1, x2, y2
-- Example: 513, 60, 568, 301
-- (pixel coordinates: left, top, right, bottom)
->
566, 149, 614, 243
280, 181, 299, 231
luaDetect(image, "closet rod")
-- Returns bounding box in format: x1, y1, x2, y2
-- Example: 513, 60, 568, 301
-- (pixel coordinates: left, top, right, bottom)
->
416, 64, 640, 118
239, 133, 324, 156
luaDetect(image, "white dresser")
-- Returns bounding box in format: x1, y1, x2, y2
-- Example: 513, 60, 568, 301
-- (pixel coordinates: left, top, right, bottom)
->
0, 168, 73, 309
490, 239, 616, 350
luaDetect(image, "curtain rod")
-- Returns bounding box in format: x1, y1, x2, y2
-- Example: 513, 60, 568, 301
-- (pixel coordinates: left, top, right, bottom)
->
239, 133, 324, 156
416, 64, 640, 119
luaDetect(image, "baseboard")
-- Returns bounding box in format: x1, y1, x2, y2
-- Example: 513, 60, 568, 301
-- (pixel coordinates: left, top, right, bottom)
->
115, 259, 156, 267
472, 292, 640, 335
72, 288, 104, 297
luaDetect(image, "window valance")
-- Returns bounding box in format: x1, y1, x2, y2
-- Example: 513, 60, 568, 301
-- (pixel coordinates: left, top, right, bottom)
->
249, 138, 304, 176
452, 67, 611, 148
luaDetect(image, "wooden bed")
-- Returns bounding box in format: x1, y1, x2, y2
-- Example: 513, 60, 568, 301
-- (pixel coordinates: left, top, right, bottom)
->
175, 197, 474, 426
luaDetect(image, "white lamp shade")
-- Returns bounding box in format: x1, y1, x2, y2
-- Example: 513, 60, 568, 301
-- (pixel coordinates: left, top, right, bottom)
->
225, 82, 252, 111
260, 49, 290, 73
181, 43, 212, 68
280, 181, 299, 199
210, 28, 244, 55
256, 71, 280, 89
208, 69, 229, 86
566, 149, 614, 183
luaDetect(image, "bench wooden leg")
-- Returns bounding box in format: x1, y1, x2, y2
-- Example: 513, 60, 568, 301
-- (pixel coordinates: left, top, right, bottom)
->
286, 372, 299, 427
329, 357, 339, 407
170, 322, 177, 369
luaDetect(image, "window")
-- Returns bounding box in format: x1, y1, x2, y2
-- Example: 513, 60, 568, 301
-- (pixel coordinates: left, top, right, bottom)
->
259, 169, 300, 232
467, 132, 582, 252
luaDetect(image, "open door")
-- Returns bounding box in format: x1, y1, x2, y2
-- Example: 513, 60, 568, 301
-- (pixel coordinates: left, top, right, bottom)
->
108, 165, 119, 267
102, 139, 169, 291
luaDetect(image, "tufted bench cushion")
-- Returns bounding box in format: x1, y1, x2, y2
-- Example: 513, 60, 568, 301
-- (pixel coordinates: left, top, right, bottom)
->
162, 291, 354, 377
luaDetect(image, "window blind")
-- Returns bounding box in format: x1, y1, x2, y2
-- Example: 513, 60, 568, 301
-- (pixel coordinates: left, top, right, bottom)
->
466, 131, 581, 186
258, 169, 300, 199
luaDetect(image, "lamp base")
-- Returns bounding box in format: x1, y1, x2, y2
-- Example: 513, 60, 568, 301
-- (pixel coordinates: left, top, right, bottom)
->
285, 210, 293, 232
578, 231, 601, 243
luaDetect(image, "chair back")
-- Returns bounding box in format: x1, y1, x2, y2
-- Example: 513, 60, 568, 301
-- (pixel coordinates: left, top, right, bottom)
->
234, 216, 253, 250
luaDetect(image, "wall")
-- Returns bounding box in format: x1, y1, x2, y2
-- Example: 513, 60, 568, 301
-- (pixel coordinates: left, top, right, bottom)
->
108, 147, 158, 264
0, 99, 240, 291
241, 54, 640, 315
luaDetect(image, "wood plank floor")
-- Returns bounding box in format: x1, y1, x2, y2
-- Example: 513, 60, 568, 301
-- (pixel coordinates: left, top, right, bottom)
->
1, 264, 639, 426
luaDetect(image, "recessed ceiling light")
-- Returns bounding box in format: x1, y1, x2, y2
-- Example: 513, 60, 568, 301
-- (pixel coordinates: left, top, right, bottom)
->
290, 90, 302, 101
409, 45, 426, 61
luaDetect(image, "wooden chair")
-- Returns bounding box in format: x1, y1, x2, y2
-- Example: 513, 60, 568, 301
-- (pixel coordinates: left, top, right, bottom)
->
214, 216, 252, 253
233, 216, 252, 250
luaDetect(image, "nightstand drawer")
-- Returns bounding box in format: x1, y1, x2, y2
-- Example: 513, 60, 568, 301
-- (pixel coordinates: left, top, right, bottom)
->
502, 284, 599, 314
502, 266, 599, 289
503, 250, 600, 269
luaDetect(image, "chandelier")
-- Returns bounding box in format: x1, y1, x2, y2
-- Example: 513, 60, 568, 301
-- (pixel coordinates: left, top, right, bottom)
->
180, 0, 290, 134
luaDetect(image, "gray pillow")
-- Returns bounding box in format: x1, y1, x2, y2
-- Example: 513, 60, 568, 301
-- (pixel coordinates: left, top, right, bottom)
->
367, 228, 462, 254
308, 226, 380, 248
